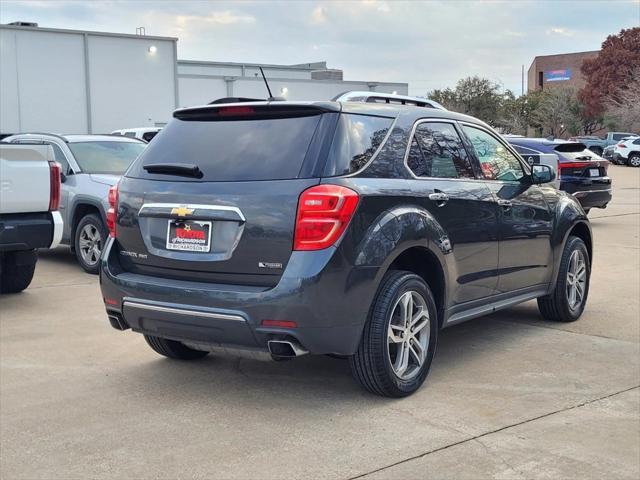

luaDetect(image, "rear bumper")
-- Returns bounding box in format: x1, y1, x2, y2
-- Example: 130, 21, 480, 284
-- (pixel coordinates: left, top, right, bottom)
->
99, 238, 377, 356
561, 178, 612, 209
613, 153, 628, 164
0, 211, 62, 252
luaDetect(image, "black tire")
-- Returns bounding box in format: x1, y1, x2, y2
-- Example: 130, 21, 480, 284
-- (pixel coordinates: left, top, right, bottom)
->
537, 236, 590, 322
349, 271, 438, 398
74, 213, 106, 274
0, 252, 36, 294
628, 153, 640, 168
144, 335, 209, 360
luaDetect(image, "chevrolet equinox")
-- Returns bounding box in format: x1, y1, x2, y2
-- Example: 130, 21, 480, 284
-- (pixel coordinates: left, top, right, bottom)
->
100, 96, 592, 397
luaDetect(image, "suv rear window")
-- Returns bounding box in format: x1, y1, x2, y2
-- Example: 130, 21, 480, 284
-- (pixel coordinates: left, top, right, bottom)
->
323, 114, 393, 176
128, 114, 322, 182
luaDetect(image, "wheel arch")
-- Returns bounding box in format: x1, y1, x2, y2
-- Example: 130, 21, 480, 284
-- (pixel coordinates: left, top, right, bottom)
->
350, 205, 451, 329
385, 246, 447, 328
568, 220, 592, 264
70, 199, 107, 243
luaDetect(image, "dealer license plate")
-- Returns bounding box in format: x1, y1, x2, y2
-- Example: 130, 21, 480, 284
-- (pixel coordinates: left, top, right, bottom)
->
166, 220, 212, 252
589, 168, 600, 177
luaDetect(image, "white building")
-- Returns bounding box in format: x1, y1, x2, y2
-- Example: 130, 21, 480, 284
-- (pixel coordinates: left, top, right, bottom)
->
0, 23, 408, 134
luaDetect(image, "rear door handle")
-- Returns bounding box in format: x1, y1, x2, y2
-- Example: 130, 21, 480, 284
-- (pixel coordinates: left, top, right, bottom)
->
497, 199, 513, 209
428, 192, 449, 205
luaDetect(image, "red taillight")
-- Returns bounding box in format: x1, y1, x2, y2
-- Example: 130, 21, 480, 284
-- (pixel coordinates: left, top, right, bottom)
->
48, 161, 61, 211
106, 184, 119, 238
293, 184, 359, 251
559, 161, 593, 170
617, 143, 627, 148
261, 320, 298, 328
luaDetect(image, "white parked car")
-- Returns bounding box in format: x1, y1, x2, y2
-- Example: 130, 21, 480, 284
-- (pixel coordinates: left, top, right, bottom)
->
111, 127, 162, 143
613, 137, 640, 167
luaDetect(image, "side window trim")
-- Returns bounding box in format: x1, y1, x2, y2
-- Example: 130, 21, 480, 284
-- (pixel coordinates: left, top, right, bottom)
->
402, 118, 483, 180
341, 114, 398, 178
458, 121, 531, 180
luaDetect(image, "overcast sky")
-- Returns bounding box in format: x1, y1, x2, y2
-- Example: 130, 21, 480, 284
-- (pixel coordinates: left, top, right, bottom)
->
2, 0, 639, 95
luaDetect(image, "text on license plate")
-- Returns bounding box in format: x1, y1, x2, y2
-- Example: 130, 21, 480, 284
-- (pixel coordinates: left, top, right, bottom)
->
589, 168, 600, 177
166, 220, 212, 252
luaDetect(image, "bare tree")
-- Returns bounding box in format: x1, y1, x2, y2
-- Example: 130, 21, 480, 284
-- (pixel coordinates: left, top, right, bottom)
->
533, 87, 582, 138
605, 69, 640, 132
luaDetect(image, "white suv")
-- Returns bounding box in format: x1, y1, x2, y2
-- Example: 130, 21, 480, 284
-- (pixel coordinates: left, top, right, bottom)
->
613, 137, 640, 167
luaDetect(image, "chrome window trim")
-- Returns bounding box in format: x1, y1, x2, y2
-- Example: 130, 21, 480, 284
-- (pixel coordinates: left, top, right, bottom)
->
341, 116, 399, 178
402, 118, 482, 182
123, 301, 246, 322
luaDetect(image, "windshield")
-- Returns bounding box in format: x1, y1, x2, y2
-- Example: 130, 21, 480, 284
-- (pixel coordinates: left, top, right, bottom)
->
68, 141, 146, 174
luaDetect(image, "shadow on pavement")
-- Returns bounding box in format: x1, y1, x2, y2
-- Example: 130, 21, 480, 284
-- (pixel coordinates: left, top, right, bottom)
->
111, 312, 553, 406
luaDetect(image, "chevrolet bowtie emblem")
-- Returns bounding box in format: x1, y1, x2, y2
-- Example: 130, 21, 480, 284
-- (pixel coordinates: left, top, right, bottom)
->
171, 206, 194, 217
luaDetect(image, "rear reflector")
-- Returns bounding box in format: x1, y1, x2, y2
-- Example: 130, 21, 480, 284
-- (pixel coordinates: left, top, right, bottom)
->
106, 184, 119, 237
48, 161, 61, 211
261, 320, 298, 328
294, 184, 359, 251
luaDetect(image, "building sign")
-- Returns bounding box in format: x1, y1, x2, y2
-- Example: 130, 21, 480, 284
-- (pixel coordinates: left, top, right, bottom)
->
545, 69, 571, 82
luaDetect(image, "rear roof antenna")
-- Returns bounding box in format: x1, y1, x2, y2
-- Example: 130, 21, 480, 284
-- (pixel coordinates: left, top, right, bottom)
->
259, 67, 284, 101
259, 67, 274, 99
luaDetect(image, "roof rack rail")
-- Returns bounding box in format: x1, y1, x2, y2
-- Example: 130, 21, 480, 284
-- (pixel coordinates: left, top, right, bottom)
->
332, 91, 446, 110
4, 132, 69, 143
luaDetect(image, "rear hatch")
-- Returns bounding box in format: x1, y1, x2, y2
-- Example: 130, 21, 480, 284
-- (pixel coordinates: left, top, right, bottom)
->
113, 102, 394, 287
554, 142, 609, 179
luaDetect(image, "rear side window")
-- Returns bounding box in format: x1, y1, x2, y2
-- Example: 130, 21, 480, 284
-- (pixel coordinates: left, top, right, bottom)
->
324, 114, 393, 176
407, 122, 474, 179
129, 115, 322, 181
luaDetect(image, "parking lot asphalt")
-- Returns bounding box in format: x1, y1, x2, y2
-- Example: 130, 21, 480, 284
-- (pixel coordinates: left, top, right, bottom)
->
1, 166, 639, 480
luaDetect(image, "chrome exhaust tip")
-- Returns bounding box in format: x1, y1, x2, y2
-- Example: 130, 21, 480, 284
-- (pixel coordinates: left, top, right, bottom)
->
267, 339, 309, 358
107, 312, 129, 331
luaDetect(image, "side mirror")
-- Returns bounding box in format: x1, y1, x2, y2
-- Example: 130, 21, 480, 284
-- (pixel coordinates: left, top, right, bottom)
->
531, 164, 555, 184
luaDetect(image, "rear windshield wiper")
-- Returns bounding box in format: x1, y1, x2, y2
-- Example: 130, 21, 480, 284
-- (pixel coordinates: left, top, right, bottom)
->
143, 163, 203, 178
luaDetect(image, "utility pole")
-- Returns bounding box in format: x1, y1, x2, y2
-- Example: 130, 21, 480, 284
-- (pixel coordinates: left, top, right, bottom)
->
521, 65, 524, 96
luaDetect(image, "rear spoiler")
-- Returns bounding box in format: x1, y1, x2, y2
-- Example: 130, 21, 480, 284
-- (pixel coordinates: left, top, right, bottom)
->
174, 102, 341, 121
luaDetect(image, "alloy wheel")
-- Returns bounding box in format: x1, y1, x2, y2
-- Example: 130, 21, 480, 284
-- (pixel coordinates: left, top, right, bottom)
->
387, 290, 430, 380
79, 224, 102, 266
566, 249, 587, 311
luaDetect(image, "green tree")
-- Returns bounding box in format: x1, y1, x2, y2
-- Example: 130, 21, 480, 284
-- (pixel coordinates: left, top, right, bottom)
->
498, 90, 542, 135
429, 76, 504, 127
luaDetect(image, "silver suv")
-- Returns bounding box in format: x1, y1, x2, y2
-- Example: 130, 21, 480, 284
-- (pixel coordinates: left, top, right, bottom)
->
4, 133, 146, 273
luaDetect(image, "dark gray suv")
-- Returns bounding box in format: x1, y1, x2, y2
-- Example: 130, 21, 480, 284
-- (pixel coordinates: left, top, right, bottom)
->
100, 98, 592, 397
